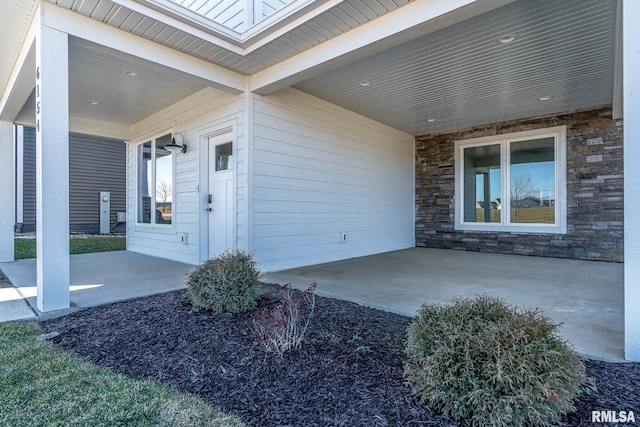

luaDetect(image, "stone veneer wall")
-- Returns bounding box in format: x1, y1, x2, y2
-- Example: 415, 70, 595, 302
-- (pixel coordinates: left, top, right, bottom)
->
415, 108, 623, 262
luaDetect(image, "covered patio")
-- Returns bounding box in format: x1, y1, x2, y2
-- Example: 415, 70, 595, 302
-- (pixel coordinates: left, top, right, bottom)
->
0, 247, 624, 362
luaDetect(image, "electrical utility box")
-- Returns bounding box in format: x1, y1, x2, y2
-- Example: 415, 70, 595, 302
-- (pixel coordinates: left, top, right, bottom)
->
100, 191, 110, 234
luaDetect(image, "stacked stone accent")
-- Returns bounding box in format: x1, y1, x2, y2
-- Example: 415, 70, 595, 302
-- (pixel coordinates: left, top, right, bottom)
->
415, 108, 623, 262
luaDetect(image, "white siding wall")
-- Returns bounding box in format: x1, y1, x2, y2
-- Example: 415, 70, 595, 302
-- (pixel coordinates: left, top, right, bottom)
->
253, 88, 415, 272
127, 87, 245, 264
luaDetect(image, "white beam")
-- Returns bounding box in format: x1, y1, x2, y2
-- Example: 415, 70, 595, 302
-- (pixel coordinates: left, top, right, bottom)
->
69, 117, 130, 141
42, 3, 246, 95
0, 121, 15, 262
250, 0, 510, 94
35, 21, 70, 312
624, 0, 640, 361
13, 114, 130, 141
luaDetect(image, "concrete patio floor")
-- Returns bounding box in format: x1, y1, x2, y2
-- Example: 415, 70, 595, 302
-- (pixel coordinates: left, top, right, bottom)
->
0, 251, 192, 320
0, 248, 625, 362
263, 248, 625, 362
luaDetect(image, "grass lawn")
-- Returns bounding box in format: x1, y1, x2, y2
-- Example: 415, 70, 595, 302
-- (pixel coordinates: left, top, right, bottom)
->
14, 237, 126, 260
0, 321, 245, 427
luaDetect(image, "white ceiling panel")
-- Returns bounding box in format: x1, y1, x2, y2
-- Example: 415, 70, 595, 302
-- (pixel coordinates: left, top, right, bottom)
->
293, 0, 617, 136
68, 39, 210, 125
16, 38, 211, 126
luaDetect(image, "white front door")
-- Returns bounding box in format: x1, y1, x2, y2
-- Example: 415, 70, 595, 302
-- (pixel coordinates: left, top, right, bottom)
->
207, 135, 234, 257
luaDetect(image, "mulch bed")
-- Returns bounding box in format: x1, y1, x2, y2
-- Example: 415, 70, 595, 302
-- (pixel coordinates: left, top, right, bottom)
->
38, 285, 639, 427
0, 270, 13, 288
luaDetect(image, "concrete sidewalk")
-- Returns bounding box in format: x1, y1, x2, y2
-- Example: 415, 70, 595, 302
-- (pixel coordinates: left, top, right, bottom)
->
0, 286, 37, 321
0, 251, 192, 320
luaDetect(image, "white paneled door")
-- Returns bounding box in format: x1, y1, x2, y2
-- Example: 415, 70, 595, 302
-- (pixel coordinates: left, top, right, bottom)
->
207, 135, 235, 257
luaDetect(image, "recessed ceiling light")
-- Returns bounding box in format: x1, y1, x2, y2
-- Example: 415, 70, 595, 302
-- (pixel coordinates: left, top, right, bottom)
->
122, 70, 138, 77
498, 33, 517, 44
359, 80, 370, 87
427, 118, 436, 123
539, 95, 552, 101
89, 101, 99, 106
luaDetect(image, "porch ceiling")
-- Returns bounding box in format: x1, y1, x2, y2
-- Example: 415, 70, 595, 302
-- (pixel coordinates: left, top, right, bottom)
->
1, 0, 618, 137
14, 38, 212, 127
293, 0, 618, 136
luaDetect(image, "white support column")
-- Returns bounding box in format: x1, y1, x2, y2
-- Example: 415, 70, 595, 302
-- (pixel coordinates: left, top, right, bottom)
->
15, 125, 24, 228
624, 0, 640, 361
35, 23, 70, 312
0, 121, 15, 262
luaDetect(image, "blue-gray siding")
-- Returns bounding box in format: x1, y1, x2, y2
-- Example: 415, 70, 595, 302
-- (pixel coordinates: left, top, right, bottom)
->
18, 127, 126, 233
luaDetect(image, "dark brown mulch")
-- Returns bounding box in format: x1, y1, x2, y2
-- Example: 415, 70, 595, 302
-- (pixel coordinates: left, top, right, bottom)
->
0, 269, 13, 288
41, 286, 639, 427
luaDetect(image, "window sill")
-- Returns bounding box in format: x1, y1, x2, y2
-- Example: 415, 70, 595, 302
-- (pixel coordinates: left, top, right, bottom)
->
133, 223, 176, 234
455, 223, 566, 234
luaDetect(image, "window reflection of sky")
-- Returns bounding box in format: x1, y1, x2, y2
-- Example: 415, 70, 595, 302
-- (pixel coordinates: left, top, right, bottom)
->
156, 154, 173, 202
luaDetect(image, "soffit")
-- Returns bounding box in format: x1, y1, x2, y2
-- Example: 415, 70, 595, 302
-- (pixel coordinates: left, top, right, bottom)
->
15, 37, 212, 127
45, 0, 413, 74
0, 0, 38, 99
3, 0, 618, 138
293, 0, 617, 136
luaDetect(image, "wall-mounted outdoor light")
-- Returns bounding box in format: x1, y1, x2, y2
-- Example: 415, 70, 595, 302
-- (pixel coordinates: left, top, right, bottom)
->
166, 132, 187, 154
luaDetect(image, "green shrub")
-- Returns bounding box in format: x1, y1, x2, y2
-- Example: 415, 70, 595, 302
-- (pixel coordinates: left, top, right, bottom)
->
405, 295, 590, 427
186, 250, 260, 313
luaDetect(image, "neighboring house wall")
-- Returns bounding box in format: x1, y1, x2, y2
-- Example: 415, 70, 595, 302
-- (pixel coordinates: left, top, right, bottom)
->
415, 108, 623, 262
253, 88, 415, 272
21, 126, 36, 228
126, 87, 246, 264
19, 127, 126, 233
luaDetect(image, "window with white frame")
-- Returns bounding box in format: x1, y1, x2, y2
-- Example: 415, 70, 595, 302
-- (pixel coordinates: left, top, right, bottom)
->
136, 133, 174, 226
454, 126, 566, 233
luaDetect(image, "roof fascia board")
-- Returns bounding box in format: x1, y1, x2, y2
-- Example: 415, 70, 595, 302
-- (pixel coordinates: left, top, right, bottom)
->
0, 3, 39, 122
242, 0, 337, 49
42, 3, 246, 94
120, 0, 244, 52
250, 0, 512, 94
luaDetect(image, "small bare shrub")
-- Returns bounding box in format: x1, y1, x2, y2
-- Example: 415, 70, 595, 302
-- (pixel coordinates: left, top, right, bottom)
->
405, 294, 591, 427
186, 250, 260, 313
250, 284, 316, 357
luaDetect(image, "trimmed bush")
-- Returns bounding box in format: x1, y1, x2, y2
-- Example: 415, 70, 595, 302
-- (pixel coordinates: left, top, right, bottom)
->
405, 295, 590, 427
186, 250, 260, 313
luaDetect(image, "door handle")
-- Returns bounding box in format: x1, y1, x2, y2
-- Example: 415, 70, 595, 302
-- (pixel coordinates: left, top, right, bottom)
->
208, 194, 213, 203
206, 207, 212, 212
